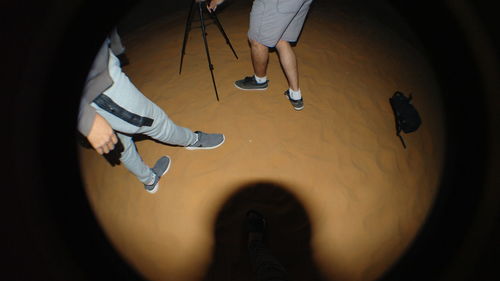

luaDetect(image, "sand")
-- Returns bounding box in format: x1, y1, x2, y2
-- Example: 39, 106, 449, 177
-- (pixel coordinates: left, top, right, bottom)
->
78, 0, 445, 280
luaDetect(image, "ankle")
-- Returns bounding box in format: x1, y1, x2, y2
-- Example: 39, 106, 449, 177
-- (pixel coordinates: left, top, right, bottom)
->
254, 74, 267, 84
146, 173, 156, 185
288, 88, 302, 100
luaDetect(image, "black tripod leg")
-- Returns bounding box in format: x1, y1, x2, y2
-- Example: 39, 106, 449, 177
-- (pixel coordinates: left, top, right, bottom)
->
199, 2, 220, 101
209, 12, 238, 59
179, 0, 196, 74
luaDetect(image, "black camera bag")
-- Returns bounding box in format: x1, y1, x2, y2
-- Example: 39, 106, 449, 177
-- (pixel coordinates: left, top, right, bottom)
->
389, 91, 421, 148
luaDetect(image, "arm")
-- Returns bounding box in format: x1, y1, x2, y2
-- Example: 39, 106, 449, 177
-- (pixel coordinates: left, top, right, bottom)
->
78, 38, 117, 154
87, 113, 118, 155
77, 101, 117, 155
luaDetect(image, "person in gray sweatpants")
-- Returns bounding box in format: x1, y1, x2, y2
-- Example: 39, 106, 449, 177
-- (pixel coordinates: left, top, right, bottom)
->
78, 35, 225, 194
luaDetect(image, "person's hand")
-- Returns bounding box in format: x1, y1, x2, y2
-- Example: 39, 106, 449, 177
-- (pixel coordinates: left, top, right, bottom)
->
207, 0, 224, 13
87, 113, 118, 155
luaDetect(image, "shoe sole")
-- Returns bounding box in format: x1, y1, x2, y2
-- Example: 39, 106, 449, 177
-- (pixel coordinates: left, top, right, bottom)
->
234, 83, 268, 91
185, 135, 225, 150
286, 98, 304, 111
147, 156, 171, 194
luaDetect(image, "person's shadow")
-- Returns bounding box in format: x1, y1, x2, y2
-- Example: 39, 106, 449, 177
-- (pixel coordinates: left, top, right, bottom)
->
203, 181, 326, 281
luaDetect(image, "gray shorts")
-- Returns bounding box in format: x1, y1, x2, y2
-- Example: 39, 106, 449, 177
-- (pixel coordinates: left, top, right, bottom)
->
248, 0, 313, 47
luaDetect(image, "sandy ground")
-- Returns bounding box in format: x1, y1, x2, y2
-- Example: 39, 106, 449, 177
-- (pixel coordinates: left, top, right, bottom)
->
79, 0, 445, 280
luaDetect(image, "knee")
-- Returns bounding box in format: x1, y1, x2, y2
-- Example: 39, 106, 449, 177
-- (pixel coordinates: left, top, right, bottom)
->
249, 38, 266, 50
275, 40, 290, 50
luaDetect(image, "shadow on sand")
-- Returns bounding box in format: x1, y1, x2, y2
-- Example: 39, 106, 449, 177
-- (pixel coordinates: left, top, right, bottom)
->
203, 181, 327, 281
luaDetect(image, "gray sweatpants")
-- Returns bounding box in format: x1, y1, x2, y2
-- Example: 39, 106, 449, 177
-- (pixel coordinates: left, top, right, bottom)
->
92, 50, 197, 184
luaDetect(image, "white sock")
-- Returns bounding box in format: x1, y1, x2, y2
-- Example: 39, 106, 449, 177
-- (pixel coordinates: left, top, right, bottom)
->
254, 75, 267, 84
289, 88, 302, 100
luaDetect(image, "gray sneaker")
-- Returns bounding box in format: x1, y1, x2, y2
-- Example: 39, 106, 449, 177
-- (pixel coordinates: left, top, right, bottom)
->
234, 76, 268, 91
186, 131, 225, 150
144, 156, 171, 194
284, 90, 304, 111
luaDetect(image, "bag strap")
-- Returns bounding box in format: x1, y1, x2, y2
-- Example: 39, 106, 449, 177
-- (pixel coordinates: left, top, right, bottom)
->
398, 132, 407, 149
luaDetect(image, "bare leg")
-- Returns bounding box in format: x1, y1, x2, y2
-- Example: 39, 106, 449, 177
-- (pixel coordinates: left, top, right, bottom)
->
250, 39, 269, 77
275, 40, 299, 91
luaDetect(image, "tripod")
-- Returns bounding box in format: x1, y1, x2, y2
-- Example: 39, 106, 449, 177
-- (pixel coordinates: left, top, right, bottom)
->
179, 0, 238, 101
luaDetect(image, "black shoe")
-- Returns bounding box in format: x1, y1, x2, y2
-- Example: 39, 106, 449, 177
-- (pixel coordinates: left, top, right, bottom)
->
144, 156, 171, 194
284, 90, 304, 111
234, 76, 269, 91
185, 131, 225, 150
